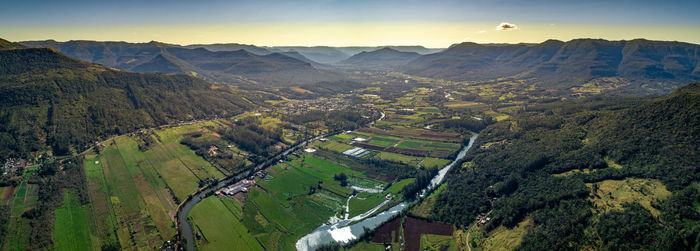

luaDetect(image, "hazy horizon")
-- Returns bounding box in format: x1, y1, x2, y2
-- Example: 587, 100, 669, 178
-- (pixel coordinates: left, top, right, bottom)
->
2, 0, 699, 47
11, 35, 700, 49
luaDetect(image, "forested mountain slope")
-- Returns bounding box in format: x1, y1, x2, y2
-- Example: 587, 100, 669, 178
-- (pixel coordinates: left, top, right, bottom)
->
403, 39, 700, 94
0, 47, 276, 158
433, 83, 699, 250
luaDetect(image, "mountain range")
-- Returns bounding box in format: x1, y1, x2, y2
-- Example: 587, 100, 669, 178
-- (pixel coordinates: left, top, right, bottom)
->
17, 38, 700, 93
19, 40, 342, 86
402, 39, 700, 93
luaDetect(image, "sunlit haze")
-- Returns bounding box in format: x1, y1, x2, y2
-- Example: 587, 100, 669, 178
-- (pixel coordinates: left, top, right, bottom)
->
2, 0, 699, 47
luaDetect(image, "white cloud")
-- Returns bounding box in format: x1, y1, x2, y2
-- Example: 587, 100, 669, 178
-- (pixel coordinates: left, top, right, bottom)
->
496, 22, 518, 31
477, 30, 486, 34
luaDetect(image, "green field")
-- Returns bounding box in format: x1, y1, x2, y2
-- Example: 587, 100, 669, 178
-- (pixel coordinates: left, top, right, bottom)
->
367, 135, 402, 147
349, 193, 387, 217
421, 234, 457, 251
386, 178, 416, 195
397, 139, 460, 152
319, 141, 354, 153
189, 197, 263, 251
376, 151, 423, 166
421, 157, 450, 169
53, 189, 99, 251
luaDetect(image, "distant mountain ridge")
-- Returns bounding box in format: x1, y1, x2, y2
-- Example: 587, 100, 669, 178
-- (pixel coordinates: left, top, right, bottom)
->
338, 47, 421, 70
403, 39, 700, 94
20, 40, 342, 86
184, 43, 271, 55
267, 45, 442, 64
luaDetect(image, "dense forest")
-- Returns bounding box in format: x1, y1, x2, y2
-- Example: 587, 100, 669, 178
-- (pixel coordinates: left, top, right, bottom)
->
432, 83, 700, 250
0, 47, 275, 159
216, 116, 284, 161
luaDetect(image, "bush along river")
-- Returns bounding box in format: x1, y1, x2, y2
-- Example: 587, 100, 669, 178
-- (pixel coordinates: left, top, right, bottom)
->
295, 133, 479, 251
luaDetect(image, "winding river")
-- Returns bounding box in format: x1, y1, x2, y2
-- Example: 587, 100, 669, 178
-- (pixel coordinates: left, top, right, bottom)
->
295, 133, 478, 251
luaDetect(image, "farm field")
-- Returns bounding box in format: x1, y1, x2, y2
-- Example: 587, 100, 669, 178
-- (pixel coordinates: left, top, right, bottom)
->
1, 181, 38, 251
53, 189, 99, 251
188, 196, 263, 251
318, 128, 459, 169
80, 122, 224, 249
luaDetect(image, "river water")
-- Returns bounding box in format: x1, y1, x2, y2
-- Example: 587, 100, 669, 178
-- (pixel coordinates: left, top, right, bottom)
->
295, 133, 478, 250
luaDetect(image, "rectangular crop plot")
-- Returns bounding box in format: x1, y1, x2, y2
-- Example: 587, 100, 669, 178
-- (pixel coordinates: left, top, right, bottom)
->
53, 189, 98, 251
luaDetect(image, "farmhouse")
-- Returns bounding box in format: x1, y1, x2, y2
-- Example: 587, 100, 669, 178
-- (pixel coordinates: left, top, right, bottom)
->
207, 145, 219, 156
215, 179, 255, 196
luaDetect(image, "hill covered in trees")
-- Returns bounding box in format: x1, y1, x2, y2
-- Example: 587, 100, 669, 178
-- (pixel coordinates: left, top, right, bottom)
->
431, 83, 699, 250
0, 46, 276, 158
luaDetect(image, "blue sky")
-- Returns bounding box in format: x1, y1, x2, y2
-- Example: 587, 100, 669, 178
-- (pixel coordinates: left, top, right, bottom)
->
1, 0, 698, 46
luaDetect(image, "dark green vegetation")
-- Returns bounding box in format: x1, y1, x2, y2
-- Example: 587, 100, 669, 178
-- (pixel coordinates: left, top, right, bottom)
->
0, 47, 273, 159
403, 39, 700, 94
430, 83, 700, 250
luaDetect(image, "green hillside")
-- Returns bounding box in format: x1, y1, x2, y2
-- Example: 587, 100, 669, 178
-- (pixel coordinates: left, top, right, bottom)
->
430, 83, 699, 250
0, 47, 273, 158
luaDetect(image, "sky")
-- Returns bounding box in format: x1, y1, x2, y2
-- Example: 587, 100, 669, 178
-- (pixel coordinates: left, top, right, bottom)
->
1, 0, 699, 47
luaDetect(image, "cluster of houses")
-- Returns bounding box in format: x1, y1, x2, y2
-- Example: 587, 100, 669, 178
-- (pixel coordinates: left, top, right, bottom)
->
476, 213, 491, 226
2, 158, 23, 176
